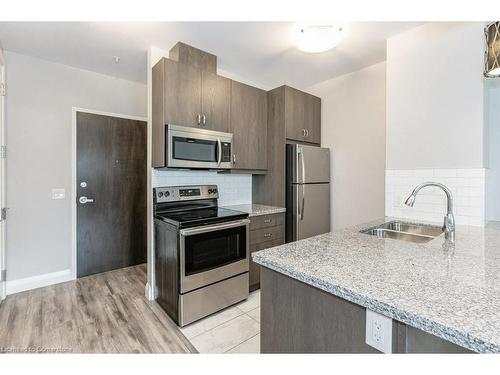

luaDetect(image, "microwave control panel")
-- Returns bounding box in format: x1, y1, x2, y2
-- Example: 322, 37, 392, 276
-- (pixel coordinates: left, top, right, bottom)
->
220, 142, 231, 162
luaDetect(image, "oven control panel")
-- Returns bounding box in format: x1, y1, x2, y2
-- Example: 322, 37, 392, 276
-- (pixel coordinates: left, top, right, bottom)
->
154, 185, 218, 203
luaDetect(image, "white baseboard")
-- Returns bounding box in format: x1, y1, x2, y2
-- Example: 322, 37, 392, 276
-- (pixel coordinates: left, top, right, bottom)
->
6, 269, 73, 295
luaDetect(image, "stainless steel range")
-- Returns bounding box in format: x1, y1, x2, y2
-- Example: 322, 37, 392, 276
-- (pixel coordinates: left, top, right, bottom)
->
154, 185, 249, 327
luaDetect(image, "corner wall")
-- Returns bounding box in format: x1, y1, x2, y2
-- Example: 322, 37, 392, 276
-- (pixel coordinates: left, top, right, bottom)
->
386, 22, 485, 170
5, 51, 147, 290
385, 22, 487, 226
307, 62, 387, 229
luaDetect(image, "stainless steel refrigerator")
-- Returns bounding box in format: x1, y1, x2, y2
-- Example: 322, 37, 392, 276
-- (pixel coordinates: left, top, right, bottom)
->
286, 144, 331, 242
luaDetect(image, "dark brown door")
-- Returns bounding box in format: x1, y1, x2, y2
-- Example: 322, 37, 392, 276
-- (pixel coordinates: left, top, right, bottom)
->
76, 112, 147, 278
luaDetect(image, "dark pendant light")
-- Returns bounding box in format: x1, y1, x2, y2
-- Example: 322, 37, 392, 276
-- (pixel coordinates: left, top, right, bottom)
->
485, 22, 500, 77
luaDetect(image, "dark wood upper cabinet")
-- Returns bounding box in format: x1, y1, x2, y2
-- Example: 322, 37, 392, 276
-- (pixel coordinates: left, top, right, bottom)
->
163, 58, 202, 127
154, 57, 231, 132
284, 86, 321, 145
201, 71, 231, 132
169, 41, 217, 74
230, 81, 268, 170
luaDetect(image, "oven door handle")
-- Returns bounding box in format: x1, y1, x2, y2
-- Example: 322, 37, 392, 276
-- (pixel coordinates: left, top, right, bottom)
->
217, 138, 222, 167
180, 219, 250, 237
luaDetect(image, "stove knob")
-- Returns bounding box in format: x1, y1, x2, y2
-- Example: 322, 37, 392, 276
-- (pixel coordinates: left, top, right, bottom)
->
158, 192, 163, 197
165, 191, 170, 197
213, 189, 218, 194
208, 189, 213, 194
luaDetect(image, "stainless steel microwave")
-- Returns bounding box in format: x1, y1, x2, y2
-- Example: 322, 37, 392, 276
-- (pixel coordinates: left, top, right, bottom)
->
165, 124, 233, 170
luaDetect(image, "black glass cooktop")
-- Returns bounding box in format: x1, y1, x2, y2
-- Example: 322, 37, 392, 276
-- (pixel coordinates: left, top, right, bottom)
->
156, 207, 248, 228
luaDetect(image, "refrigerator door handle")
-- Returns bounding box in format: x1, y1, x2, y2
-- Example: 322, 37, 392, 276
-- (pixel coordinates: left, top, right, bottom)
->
301, 185, 305, 220
298, 148, 306, 220
299, 146, 306, 183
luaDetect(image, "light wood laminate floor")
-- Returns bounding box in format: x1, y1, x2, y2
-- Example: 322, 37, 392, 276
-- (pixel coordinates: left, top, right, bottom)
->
0, 264, 196, 353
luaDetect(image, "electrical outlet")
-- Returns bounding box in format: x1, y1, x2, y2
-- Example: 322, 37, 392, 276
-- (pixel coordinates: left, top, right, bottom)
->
366, 309, 392, 353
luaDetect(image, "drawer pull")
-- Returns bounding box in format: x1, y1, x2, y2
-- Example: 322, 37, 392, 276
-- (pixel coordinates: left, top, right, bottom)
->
263, 219, 272, 223
263, 233, 273, 238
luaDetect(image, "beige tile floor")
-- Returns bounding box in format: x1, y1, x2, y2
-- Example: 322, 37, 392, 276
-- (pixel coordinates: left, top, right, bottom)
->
180, 290, 261, 354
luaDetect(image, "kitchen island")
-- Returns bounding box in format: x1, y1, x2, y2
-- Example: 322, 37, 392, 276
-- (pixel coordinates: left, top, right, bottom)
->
252, 218, 500, 353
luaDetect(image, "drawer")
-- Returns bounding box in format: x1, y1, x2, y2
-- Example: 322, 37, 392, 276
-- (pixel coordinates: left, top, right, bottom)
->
250, 225, 285, 246
250, 213, 285, 231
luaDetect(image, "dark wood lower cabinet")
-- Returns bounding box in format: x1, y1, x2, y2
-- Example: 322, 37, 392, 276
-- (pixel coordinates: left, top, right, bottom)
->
249, 213, 285, 292
260, 267, 472, 354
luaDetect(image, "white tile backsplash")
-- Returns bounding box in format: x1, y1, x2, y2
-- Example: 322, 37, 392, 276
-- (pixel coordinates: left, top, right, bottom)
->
385, 169, 486, 227
152, 169, 252, 206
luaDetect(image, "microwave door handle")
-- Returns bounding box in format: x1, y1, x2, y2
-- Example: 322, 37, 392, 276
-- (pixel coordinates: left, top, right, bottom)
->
217, 138, 222, 167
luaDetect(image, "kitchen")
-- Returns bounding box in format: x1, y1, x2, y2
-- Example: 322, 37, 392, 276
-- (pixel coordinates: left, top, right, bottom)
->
0, 6, 500, 372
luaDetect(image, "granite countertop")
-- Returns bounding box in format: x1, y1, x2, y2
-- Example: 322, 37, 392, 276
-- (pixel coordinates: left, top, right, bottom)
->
223, 204, 286, 217
252, 217, 500, 353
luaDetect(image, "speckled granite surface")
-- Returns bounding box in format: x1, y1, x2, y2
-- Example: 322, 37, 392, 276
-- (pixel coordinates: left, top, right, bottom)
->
223, 204, 286, 217
252, 217, 500, 353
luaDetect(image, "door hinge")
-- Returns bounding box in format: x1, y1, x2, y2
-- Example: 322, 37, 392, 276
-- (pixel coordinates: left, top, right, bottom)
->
0, 83, 5, 96
1, 207, 7, 221
0, 269, 5, 282
0, 145, 6, 159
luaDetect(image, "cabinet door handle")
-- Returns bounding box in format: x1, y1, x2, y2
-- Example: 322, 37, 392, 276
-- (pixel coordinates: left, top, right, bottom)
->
302, 129, 305, 137
233, 154, 237, 164
196, 114, 202, 125
305, 129, 309, 137
202, 114, 206, 126
263, 233, 272, 238
263, 219, 272, 224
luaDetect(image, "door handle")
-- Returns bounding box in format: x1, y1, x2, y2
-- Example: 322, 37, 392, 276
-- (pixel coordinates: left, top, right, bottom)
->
202, 114, 206, 127
233, 154, 237, 165
79, 196, 95, 204
196, 114, 202, 125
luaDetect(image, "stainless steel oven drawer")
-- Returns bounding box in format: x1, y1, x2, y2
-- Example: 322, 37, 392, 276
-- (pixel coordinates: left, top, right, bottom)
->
179, 272, 249, 327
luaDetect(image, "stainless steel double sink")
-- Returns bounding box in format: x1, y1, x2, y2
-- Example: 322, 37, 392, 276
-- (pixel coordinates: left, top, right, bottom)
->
360, 221, 444, 243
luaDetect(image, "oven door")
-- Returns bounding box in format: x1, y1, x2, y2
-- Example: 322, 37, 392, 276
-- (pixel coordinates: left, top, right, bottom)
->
167, 124, 233, 169
179, 219, 250, 294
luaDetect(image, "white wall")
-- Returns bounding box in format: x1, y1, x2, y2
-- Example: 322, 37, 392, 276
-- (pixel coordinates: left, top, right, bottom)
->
385, 22, 488, 227
386, 22, 485, 169
307, 62, 386, 229
486, 80, 500, 221
5, 51, 147, 285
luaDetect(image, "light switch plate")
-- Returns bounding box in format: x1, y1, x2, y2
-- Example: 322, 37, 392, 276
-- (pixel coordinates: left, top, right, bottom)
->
366, 309, 392, 353
52, 188, 65, 200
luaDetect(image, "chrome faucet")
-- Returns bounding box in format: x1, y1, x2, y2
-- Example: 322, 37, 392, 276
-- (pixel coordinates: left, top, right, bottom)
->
404, 182, 455, 242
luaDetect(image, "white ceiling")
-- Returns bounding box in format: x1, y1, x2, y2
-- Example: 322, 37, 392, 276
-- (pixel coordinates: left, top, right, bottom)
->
0, 22, 422, 89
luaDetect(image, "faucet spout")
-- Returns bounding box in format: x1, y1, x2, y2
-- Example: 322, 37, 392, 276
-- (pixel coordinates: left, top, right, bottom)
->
404, 182, 455, 241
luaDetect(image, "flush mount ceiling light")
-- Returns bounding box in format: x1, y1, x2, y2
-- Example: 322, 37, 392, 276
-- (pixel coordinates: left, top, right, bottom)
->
292, 23, 350, 53
485, 21, 500, 77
